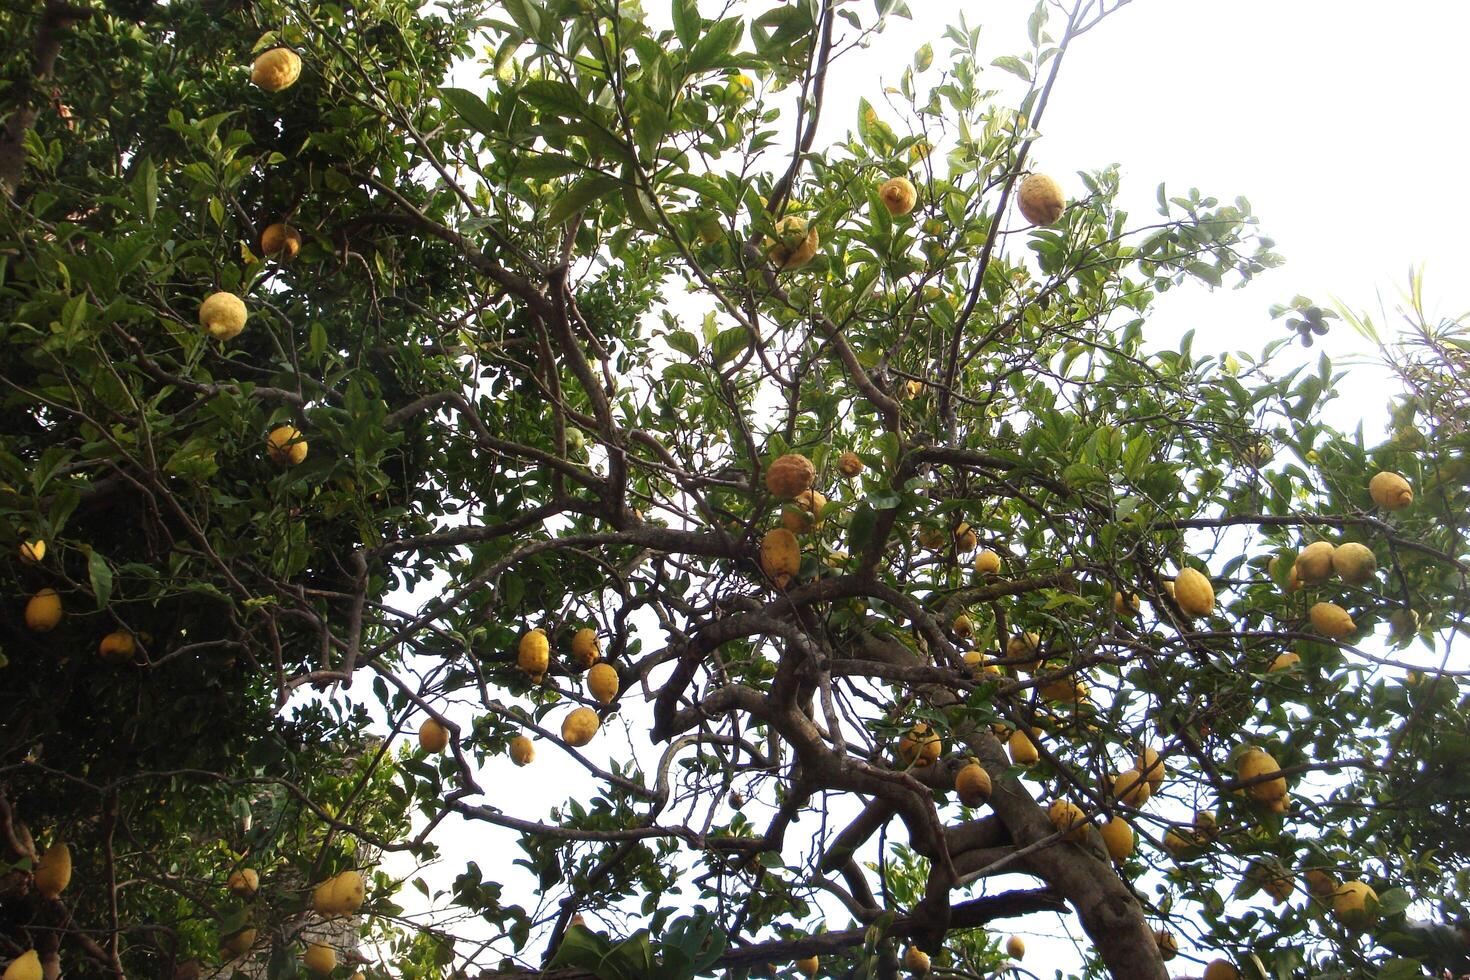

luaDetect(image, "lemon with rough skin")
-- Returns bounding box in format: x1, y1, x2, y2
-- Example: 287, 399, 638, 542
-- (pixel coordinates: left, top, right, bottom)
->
954, 762, 991, 806
562, 707, 599, 747
1304, 868, 1337, 901
419, 718, 449, 753
902, 946, 929, 975
766, 216, 819, 271
1017, 173, 1065, 226
781, 489, 827, 534
1099, 817, 1134, 862
765, 453, 815, 499
1153, 930, 1178, 960
1113, 591, 1139, 617
251, 48, 302, 92
587, 662, 619, 704
1309, 601, 1355, 639
2, 951, 42, 980
1203, 960, 1239, 980
836, 451, 863, 478
897, 724, 941, 768
260, 222, 302, 261
571, 627, 600, 668
1333, 880, 1379, 930
1136, 746, 1165, 790
199, 291, 247, 340
760, 527, 801, 588
1369, 471, 1413, 510
266, 425, 308, 466
794, 956, 819, 978
1006, 632, 1041, 672
1294, 541, 1335, 584
1269, 651, 1301, 673
1004, 936, 1025, 960
1237, 747, 1287, 804
1047, 799, 1087, 842
18, 540, 44, 563
1173, 567, 1214, 617
1256, 865, 1294, 904
975, 549, 1001, 575
220, 929, 256, 958
510, 735, 535, 766
1332, 542, 1377, 585
1109, 768, 1151, 807
878, 176, 918, 216
25, 588, 62, 632
303, 942, 336, 974
312, 869, 365, 916
1008, 729, 1039, 766
227, 868, 259, 899
98, 630, 136, 664
518, 629, 550, 679
952, 613, 973, 638
34, 841, 71, 898
953, 522, 978, 553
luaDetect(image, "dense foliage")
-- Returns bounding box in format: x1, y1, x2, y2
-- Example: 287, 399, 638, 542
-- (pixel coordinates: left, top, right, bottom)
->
1, 0, 1466, 978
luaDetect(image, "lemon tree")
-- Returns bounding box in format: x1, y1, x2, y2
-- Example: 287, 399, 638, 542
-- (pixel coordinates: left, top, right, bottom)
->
1, 1, 1467, 979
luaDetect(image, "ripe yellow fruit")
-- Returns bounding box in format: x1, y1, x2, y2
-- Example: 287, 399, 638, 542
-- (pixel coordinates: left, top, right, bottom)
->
199, 291, 247, 340
1236, 747, 1287, 804
1008, 729, 1039, 766
25, 588, 62, 632
228, 868, 260, 899
1099, 817, 1134, 862
419, 718, 449, 753
250, 47, 302, 92
266, 425, 308, 466
954, 762, 992, 806
1333, 880, 1379, 930
1268, 651, 1301, 673
1112, 591, 1139, 617
303, 942, 337, 974
1203, 959, 1238, 980
1304, 868, 1337, 901
1006, 632, 1041, 672
587, 662, 619, 704
1332, 542, 1377, 585
1369, 471, 1413, 510
1162, 828, 1197, 858
767, 216, 819, 272
1193, 810, 1217, 836
1109, 768, 1151, 807
518, 629, 550, 678
897, 724, 941, 768
1004, 936, 1025, 960
220, 928, 257, 958
1153, 930, 1178, 960
901, 946, 929, 975
903, 379, 924, 400
510, 735, 535, 766
260, 222, 302, 261
562, 707, 599, 747
975, 549, 1001, 575
18, 539, 44, 563
953, 522, 978, 553
879, 176, 918, 216
1294, 541, 1336, 584
1017, 173, 1065, 226
952, 613, 973, 638
98, 630, 136, 664
571, 627, 601, 668
836, 451, 863, 478
765, 453, 816, 499
760, 527, 801, 587
1309, 601, 1355, 639
1136, 746, 1164, 790
1257, 866, 1294, 904
312, 869, 365, 916
34, 841, 71, 898
794, 956, 819, 978
917, 526, 946, 551
1047, 799, 1087, 842
2, 951, 41, 980
781, 489, 827, 534
1173, 567, 1214, 618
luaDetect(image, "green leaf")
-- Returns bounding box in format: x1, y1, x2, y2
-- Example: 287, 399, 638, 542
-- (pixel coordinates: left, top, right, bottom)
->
991, 55, 1032, 81
501, 0, 543, 40
914, 43, 933, 72
88, 550, 112, 609
710, 325, 749, 365
441, 87, 501, 138
687, 18, 743, 74
515, 154, 586, 179
671, 0, 699, 49
548, 174, 622, 226
521, 79, 590, 121
666, 330, 700, 358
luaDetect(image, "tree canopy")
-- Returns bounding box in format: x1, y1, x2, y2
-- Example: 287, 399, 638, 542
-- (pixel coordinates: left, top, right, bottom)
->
1, 0, 1467, 978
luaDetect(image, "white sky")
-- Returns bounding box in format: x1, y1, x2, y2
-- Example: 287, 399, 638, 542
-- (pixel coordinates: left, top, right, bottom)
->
364, 3, 1468, 977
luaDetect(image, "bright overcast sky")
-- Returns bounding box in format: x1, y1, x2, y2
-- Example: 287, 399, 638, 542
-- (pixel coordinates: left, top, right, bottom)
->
376, 2, 1467, 975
